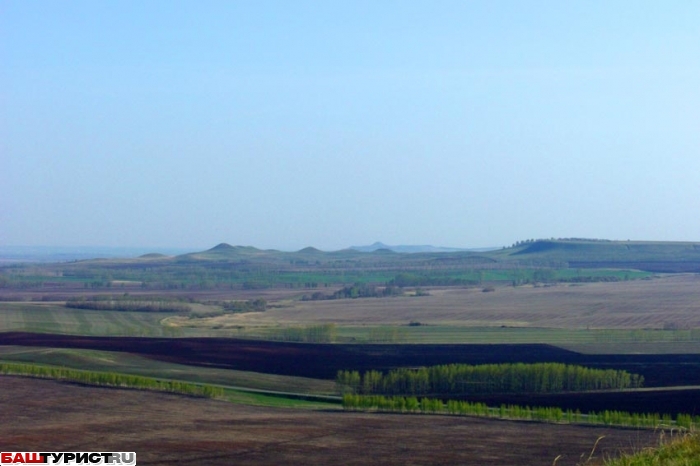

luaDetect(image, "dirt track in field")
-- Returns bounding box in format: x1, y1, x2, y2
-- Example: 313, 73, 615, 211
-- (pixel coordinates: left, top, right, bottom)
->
1, 376, 662, 466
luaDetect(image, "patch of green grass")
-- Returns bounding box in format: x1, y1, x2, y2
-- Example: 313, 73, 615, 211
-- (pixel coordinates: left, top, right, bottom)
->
222, 388, 339, 409
604, 432, 700, 465
0, 302, 183, 336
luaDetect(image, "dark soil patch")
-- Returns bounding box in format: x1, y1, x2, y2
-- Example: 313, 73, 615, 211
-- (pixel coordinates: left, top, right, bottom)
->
2, 332, 700, 385
3, 332, 700, 414
0, 376, 663, 466
456, 388, 700, 417
0, 333, 584, 379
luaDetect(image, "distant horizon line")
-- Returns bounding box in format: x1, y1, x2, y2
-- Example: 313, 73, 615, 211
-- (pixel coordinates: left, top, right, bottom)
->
0, 242, 486, 252
1, 238, 698, 256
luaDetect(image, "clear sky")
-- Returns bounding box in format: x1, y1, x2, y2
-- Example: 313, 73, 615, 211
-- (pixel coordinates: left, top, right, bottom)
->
2, 1, 699, 251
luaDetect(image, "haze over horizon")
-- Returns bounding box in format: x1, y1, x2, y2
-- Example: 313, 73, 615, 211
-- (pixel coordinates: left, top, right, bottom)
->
3, 1, 699, 252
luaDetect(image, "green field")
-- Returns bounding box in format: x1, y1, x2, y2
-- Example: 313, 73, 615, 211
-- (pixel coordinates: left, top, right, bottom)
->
0, 301, 248, 337
0, 302, 183, 336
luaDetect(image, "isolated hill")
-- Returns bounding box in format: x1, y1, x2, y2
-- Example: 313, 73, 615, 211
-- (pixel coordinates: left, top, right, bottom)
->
209, 242, 237, 251
297, 247, 323, 254
179, 243, 272, 261
138, 253, 169, 259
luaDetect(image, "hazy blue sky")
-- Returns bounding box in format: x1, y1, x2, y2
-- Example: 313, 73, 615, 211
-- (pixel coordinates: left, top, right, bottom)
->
2, 1, 699, 251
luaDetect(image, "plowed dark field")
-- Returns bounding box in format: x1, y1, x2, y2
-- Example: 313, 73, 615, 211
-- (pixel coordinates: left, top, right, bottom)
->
3, 332, 700, 414
1, 377, 663, 466
2, 332, 700, 385
456, 388, 700, 417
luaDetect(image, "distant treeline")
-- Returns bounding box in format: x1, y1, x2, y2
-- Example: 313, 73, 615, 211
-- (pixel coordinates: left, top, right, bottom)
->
342, 394, 697, 430
2, 257, 657, 290
221, 298, 267, 313
66, 296, 191, 313
0, 362, 223, 398
388, 273, 479, 287
301, 284, 402, 301
266, 324, 337, 343
511, 238, 614, 248
336, 363, 643, 396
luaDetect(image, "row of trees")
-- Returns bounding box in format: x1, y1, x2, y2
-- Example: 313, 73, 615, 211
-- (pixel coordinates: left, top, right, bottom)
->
0, 363, 224, 398
342, 394, 698, 430
301, 284, 403, 301
222, 298, 267, 313
336, 363, 643, 396
267, 324, 337, 343
66, 296, 191, 313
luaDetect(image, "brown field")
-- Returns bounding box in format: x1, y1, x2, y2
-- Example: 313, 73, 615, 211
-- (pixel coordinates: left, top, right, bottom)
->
0, 286, 303, 303
1, 376, 662, 466
194, 275, 700, 329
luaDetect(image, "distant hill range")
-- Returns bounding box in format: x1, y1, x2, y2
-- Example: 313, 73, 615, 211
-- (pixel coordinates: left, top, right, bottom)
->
350, 241, 496, 253
4, 239, 700, 273
176, 239, 700, 273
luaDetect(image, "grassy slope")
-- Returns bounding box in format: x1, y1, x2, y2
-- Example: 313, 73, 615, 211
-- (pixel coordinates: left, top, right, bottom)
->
605, 433, 700, 465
